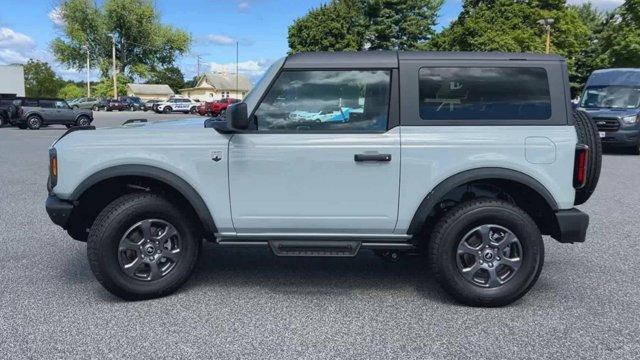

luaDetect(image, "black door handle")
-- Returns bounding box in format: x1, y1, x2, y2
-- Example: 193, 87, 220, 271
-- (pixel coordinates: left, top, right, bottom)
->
354, 153, 392, 162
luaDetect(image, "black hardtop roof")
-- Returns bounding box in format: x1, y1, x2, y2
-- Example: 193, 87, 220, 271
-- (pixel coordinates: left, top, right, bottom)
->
284, 51, 565, 68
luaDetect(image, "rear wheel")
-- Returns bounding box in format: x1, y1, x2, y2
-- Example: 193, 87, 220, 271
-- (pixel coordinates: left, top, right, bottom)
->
428, 199, 544, 307
573, 110, 602, 205
87, 193, 201, 300
190, 107, 197, 114
27, 115, 42, 130
76, 115, 91, 127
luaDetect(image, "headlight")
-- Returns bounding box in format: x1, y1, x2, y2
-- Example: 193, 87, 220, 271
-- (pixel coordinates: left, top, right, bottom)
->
622, 115, 639, 124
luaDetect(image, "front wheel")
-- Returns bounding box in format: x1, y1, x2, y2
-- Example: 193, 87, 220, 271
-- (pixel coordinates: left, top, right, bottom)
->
87, 193, 201, 300
428, 199, 544, 307
163, 107, 172, 114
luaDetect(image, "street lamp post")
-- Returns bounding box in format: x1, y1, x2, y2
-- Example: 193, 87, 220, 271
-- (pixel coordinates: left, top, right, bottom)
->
108, 34, 117, 99
537, 18, 555, 54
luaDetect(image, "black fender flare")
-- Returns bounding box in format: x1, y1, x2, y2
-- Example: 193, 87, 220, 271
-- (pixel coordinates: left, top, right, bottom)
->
407, 167, 559, 235
69, 164, 217, 237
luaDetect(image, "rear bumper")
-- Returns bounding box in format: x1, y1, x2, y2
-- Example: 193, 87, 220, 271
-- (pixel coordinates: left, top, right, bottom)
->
600, 129, 640, 147
554, 208, 589, 243
45, 195, 74, 228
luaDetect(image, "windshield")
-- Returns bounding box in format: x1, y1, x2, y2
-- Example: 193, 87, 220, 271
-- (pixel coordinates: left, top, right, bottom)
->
580, 85, 640, 109
243, 57, 286, 115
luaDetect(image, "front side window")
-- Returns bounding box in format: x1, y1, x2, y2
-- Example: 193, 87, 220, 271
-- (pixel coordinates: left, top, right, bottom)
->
254, 70, 390, 132
419, 67, 551, 120
55, 101, 68, 109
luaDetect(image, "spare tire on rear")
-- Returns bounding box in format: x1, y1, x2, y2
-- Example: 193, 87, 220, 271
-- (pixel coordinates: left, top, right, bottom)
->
573, 110, 602, 205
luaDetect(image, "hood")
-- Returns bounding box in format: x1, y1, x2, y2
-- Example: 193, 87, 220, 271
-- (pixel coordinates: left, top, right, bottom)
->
119, 117, 206, 129
578, 107, 639, 118
53, 117, 227, 148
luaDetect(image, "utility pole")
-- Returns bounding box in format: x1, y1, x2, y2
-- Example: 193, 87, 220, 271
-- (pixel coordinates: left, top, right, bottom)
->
85, 45, 91, 97
236, 41, 239, 98
196, 55, 202, 78
109, 34, 117, 99
537, 18, 555, 54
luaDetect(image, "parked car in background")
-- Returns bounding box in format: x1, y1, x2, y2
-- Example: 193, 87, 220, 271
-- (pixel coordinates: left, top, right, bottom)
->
14, 98, 92, 130
143, 99, 161, 112
119, 96, 145, 111
93, 98, 109, 111
105, 99, 127, 111
577, 68, 640, 154
0, 97, 20, 126
154, 98, 198, 114
210, 98, 239, 117
71, 97, 103, 110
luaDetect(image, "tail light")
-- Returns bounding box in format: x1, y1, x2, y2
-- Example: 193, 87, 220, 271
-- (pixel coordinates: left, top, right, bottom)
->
49, 148, 58, 188
573, 145, 589, 189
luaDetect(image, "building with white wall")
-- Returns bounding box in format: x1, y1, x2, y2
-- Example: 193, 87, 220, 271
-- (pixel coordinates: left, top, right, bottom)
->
0, 65, 25, 97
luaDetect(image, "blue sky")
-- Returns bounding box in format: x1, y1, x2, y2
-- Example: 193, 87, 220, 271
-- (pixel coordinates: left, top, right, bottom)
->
0, 0, 623, 83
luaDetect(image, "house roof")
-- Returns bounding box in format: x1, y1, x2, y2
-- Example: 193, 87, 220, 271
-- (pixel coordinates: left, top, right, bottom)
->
126, 83, 174, 95
199, 72, 252, 91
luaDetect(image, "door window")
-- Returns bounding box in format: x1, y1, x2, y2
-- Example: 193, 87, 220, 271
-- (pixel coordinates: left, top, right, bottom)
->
254, 70, 391, 132
55, 101, 68, 109
39, 100, 55, 108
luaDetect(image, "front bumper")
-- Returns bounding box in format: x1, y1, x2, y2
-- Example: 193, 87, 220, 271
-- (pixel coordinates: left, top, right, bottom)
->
554, 208, 589, 243
600, 128, 640, 147
45, 195, 74, 228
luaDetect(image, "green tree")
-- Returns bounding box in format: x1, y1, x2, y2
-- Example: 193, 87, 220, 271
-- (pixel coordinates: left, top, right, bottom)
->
51, 0, 191, 78
58, 83, 85, 99
24, 60, 63, 98
598, 0, 640, 68
92, 74, 129, 98
288, 0, 368, 52
365, 0, 444, 50
147, 66, 185, 92
433, 0, 591, 94
288, 0, 443, 53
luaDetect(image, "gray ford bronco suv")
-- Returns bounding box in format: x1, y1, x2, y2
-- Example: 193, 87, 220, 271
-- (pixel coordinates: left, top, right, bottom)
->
45, 52, 601, 306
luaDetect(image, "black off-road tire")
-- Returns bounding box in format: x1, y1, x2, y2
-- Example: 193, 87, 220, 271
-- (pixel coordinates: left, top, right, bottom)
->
0, 114, 6, 127
26, 115, 42, 130
87, 193, 201, 300
76, 115, 91, 127
573, 110, 602, 205
428, 199, 544, 307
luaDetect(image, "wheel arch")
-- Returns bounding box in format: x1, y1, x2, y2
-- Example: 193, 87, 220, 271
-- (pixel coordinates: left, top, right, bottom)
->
68, 164, 217, 239
407, 167, 559, 236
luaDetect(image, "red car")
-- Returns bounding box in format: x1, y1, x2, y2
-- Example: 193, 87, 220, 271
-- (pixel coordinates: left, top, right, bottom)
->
197, 98, 240, 117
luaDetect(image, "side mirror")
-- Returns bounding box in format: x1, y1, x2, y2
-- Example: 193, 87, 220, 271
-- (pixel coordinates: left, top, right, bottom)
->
227, 102, 249, 131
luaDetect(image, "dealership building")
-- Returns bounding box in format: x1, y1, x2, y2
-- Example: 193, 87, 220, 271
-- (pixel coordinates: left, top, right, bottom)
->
0, 64, 25, 97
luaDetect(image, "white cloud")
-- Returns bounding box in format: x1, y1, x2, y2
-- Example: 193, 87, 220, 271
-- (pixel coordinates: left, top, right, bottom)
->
566, 0, 624, 10
48, 7, 66, 27
205, 34, 253, 46
238, 1, 250, 12
206, 34, 235, 46
0, 27, 36, 50
0, 27, 37, 65
207, 59, 272, 81
0, 49, 29, 64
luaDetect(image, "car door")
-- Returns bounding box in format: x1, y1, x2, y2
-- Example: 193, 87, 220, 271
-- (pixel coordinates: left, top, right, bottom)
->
228, 69, 401, 234
54, 100, 75, 123
37, 100, 56, 122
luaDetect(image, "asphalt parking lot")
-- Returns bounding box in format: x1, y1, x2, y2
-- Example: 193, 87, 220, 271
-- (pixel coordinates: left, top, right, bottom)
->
1, 112, 639, 359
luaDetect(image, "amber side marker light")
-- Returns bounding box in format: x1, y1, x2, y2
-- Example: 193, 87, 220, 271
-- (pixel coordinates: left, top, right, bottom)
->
49, 148, 58, 187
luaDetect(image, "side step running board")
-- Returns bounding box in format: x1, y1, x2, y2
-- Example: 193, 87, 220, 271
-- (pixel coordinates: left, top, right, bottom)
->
216, 239, 416, 257
270, 240, 360, 257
